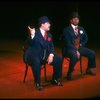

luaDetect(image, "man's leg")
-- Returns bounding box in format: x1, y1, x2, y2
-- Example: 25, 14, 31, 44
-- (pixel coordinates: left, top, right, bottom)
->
51, 54, 63, 86
65, 50, 79, 80
31, 57, 44, 90
80, 47, 96, 75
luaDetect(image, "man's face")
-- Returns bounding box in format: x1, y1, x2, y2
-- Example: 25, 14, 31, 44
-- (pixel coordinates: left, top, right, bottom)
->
70, 17, 79, 26
42, 22, 51, 31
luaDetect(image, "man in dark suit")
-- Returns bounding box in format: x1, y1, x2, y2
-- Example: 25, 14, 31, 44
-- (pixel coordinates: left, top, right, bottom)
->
24, 16, 63, 90
62, 12, 96, 80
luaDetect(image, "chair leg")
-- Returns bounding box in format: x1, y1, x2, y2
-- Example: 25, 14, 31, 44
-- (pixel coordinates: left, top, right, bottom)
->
80, 57, 82, 74
23, 63, 28, 83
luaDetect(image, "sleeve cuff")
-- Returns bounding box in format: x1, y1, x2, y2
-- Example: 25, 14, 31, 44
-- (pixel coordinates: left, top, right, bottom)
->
49, 54, 54, 57
31, 34, 35, 39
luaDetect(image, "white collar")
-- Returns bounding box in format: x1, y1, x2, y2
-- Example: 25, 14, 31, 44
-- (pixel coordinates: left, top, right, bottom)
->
40, 28, 45, 33
71, 24, 78, 30
40, 28, 45, 37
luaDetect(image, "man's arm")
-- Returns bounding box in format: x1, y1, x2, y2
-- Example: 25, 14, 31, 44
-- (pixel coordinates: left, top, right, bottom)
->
49, 41, 55, 55
48, 33, 55, 54
47, 33, 55, 64
28, 26, 35, 39
63, 28, 78, 52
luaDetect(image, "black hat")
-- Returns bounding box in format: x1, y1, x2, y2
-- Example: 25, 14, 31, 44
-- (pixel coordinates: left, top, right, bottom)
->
69, 12, 80, 19
38, 16, 50, 25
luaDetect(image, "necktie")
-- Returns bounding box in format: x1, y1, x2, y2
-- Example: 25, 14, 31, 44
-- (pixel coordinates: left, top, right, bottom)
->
44, 32, 47, 40
74, 26, 78, 35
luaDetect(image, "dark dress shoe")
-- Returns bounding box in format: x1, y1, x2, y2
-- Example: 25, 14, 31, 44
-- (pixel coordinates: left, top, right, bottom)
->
86, 71, 96, 76
51, 80, 63, 86
36, 83, 44, 90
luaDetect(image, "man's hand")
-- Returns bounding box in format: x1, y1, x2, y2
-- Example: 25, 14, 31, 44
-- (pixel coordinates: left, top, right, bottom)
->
76, 50, 80, 59
28, 26, 35, 36
47, 54, 54, 64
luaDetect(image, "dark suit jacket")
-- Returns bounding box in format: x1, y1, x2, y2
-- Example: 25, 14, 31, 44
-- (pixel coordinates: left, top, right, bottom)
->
62, 24, 88, 56
23, 29, 55, 64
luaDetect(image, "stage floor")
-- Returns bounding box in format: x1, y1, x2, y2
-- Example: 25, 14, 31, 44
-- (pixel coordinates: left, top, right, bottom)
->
0, 39, 100, 98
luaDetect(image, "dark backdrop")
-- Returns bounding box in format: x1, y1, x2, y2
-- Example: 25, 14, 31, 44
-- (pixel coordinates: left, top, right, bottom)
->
0, 0, 100, 46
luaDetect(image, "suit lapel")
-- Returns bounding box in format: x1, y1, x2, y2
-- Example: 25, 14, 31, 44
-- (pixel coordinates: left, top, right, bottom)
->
78, 26, 81, 35
36, 29, 47, 48
69, 25, 75, 36
69, 25, 80, 37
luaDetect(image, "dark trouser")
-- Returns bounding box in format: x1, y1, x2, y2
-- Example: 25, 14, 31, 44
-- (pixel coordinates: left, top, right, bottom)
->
64, 47, 96, 74
30, 54, 62, 84
51, 54, 62, 80
80, 47, 96, 69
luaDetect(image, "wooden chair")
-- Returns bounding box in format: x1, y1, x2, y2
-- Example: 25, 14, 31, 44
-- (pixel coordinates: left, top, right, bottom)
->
23, 62, 47, 83
62, 47, 83, 75
63, 56, 82, 75
22, 45, 47, 83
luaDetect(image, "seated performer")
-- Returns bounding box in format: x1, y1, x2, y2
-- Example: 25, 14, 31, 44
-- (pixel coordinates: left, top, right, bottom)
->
24, 16, 63, 90
62, 12, 96, 80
